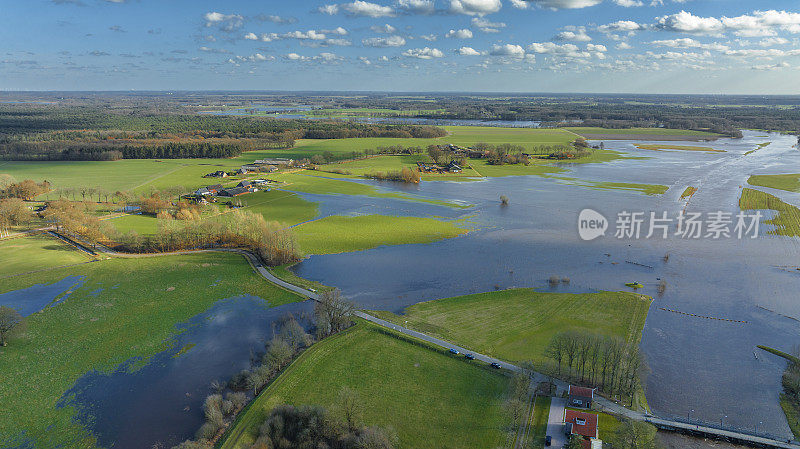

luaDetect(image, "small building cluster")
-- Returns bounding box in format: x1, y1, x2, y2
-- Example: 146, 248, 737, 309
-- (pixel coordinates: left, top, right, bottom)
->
416, 161, 462, 174
563, 386, 602, 449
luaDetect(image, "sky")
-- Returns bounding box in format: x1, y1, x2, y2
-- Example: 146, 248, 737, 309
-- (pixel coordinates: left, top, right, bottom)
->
2, 0, 800, 94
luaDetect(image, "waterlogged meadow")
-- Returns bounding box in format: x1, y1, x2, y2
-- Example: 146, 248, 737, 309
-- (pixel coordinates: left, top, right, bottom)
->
0, 253, 301, 448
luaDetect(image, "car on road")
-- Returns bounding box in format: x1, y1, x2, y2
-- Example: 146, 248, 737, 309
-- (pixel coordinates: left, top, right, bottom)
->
490, 362, 501, 369
449, 348, 459, 355
545, 435, 551, 446
464, 353, 475, 360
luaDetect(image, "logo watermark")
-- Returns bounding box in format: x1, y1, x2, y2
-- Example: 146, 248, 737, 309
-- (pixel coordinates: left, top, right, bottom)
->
578, 209, 762, 240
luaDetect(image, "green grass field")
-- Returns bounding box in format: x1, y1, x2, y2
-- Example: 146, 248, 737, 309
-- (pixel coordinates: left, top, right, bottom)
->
0, 233, 94, 278
739, 188, 800, 237
744, 142, 772, 156
268, 263, 333, 293
748, 174, 800, 193
564, 407, 623, 441
369, 288, 652, 366
529, 396, 551, 447
0, 253, 301, 449
220, 322, 510, 449
294, 215, 469, 255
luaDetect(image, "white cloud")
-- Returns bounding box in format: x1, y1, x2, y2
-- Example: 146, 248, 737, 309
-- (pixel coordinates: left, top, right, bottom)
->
420, 34, 438, 41
471, 17, 506, 33
457, 46, 483, 55
529, 0, 602, 10
449, 0, 502, 16
490, 43, 526, 58
554, 26, 591, 42
203, 12, 244, 32
402, 47, 444, 59
751, 61, 790, 70
613, 0, 643, 6
321, 1, 396, 17
362, 35, 407, 47
396, 0, 436, 14
510, 0, 530, 9
597, 20, 647, 33
244, 32, 258, 41
528, 42, 580, 54
759, 37, 789, 47
655, 11, 724, 34
446, 29, 474, 39
616, 42, 633, 49
587, 43, 607, 52
370, 24, 397, 33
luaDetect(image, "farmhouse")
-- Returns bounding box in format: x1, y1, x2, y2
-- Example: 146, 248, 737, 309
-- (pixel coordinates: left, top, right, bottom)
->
568, 385, 595, 408
218, 187, 250, 197
195, 184, 223, 196
563, 409, 601, 448
237, 180, 252, 188
447, 161, 462, 173
204, 170, 228, 178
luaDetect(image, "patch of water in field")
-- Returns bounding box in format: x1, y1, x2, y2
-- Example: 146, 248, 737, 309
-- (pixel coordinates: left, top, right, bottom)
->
59, 296, 314, 449
291, 130, 800, 437
0, 276, 84, 316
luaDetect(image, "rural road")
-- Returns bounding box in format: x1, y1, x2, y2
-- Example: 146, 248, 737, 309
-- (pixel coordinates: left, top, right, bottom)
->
546, 397, 568, 449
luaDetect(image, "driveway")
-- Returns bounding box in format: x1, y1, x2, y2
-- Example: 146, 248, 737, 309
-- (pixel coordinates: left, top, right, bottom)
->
546, 397, 567, 449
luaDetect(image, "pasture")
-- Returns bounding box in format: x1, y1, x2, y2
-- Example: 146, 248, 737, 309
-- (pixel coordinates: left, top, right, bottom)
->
369, 288, 652, 366
220, 322, 510, 449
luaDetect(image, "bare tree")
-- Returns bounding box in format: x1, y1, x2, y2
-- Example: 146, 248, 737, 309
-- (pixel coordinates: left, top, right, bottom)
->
314, 289, 355, 338
0, 307, 23, 346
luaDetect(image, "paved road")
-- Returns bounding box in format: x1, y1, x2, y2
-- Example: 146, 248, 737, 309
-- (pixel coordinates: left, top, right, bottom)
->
546, 397, 567, 449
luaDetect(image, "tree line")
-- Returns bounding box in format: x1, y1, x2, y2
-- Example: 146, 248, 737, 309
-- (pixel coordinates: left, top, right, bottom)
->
545, 331, 647, 406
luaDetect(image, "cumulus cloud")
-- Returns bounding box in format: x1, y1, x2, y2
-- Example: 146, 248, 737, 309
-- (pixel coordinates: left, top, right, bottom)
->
751, 61, 790, 70
446, 29, 474, 39
362, 35, 407, 47
509, 0, 530, 9
613, 0, 643, 6
471, 17, 506, 33
449, 0, 502, 16
653, 9, 800, 37
598, 20, 647, 34
457, 46, 484, 55
320, 1, 396, 17
528, 0, 602, 10
396, 0, 436, 14
490, 43, 526, 58
402, 47, 444, 59
616, 42, 633, 49
204, 12, 245, 32
554, 26, 591, 42
655, 11, 723, 34
370, 24, 397, 33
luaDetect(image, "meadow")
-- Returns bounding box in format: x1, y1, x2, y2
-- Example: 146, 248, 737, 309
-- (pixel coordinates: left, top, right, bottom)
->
0, 253, 301, 449
294, 214, 469, 255
369, 288, 652, 366
740, 188, 800, 237
0, 233, 94, 278
220, 322, 510, 449
748, 173, 800, 193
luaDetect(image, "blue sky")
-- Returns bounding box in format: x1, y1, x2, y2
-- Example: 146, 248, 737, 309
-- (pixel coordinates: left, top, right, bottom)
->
1, 0, 799, 93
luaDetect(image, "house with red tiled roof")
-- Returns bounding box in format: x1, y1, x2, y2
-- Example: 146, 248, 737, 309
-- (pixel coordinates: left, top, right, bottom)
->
568, 385, 595, 408
564, 409, 599, 438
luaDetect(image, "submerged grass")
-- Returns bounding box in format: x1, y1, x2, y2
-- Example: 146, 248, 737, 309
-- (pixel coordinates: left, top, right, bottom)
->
739, 188, 800, 237
681, 186, 698, 199
220, 321, 510, 449
748, 173, 800, 193
634, 144, 724, 153
0, 253, 301, 449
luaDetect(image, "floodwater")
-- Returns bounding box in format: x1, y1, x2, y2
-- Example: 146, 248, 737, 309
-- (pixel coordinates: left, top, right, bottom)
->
0, 276, 84, 316
59, 296, 314, 449
290, 130, 800, 437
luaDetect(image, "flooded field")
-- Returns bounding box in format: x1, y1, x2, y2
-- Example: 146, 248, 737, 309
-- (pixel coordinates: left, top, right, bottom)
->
291, 130, 800, 437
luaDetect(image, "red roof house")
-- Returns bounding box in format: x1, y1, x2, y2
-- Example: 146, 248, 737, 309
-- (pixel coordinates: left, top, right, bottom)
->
563, 409, 599, 439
